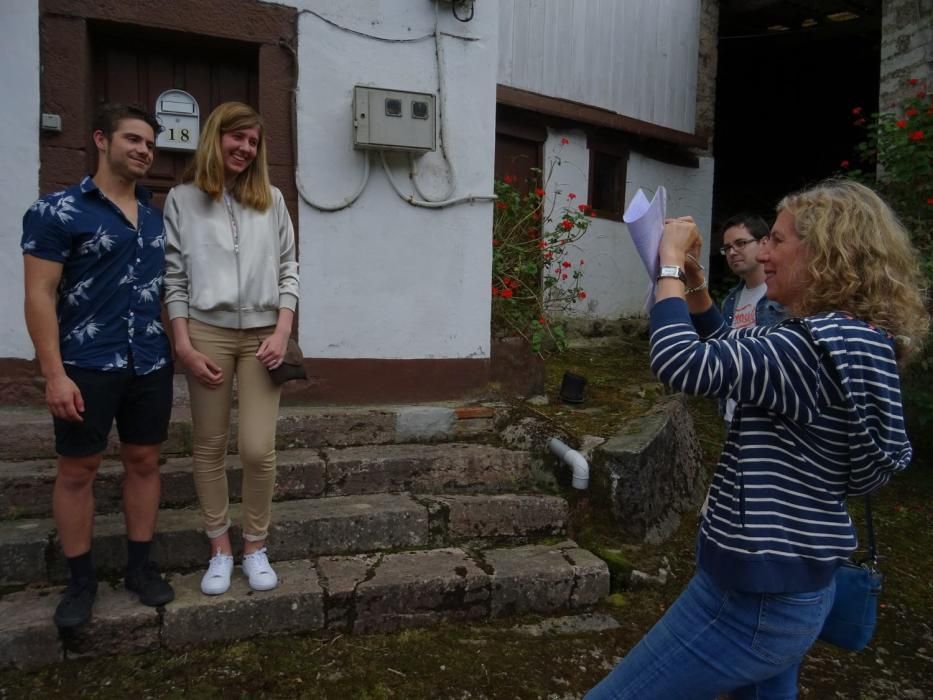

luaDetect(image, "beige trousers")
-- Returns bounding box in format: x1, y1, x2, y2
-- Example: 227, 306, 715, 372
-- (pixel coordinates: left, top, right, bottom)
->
187, 319, 281, 541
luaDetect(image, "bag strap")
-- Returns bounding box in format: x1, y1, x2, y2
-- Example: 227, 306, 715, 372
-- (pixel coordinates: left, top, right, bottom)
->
864, 494, 878, 565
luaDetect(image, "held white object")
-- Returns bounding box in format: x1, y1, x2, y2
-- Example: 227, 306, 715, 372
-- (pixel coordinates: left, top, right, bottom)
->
548, 437, 589, 490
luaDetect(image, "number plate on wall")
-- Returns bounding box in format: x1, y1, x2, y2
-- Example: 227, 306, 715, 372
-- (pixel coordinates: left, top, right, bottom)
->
155, 89, 200, 153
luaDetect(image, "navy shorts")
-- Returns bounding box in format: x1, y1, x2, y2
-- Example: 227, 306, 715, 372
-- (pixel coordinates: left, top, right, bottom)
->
53, 363, 174, 457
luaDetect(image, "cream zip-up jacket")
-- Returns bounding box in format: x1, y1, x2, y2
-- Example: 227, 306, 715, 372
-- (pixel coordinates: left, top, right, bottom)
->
164, 183, 299, 329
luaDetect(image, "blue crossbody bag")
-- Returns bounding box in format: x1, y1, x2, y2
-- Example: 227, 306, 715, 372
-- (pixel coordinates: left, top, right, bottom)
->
819, 496, 882, 652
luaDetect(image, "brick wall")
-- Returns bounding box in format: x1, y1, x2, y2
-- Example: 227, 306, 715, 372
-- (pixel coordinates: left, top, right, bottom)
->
880, 0, 933, 109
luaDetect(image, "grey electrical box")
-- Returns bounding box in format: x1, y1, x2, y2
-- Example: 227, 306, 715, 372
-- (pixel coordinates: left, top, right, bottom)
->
353, 86, 436, 153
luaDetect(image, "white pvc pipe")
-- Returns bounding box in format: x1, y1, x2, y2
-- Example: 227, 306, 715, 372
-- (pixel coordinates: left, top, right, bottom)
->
548, 437, 589, 490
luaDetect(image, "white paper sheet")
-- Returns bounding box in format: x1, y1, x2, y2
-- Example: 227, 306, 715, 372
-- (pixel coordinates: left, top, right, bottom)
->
623, 186, 667, 311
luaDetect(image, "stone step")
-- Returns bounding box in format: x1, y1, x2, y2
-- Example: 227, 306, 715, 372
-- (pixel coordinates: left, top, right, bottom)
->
0, 541, 610, 671
0, 403, 501, 462
0, 442, 532, 519
0, 492, 568, 586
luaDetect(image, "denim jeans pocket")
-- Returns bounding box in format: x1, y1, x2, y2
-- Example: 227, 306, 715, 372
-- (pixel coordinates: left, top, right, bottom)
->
751, 590, 827, 665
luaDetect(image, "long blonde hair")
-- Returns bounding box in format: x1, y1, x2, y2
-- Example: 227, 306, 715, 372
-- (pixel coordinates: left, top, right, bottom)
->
778, 179, 929, 363
185, 102, 272, 211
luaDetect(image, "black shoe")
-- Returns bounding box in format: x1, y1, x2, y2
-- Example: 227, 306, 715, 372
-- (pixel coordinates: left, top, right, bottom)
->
54, 579, 97, 628
124, 563, 175, 607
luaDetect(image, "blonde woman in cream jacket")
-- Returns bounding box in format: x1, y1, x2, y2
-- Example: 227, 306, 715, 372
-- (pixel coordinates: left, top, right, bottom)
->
164, 102, 299, 596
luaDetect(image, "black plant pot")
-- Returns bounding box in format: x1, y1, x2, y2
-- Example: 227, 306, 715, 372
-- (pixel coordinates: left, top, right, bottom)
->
559, 371, 587, 404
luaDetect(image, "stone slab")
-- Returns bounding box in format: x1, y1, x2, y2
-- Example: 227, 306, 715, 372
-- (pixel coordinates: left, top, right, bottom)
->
0, 450, 325, 520
593, 395, 705, 543
324, 443, 530, 497
38, 495, 430, 583
64, 584, 160, 658
0, 404, 501, 462
0, 517, 52, 585
425, 494, 567, 541
395, 406, 456, 441
162, 559, 324, 649
0, 587, 63, 670
265, 494, 430, 560
485, 541, 609, 617
316, 553, 377, 629
353, 548, 490, 634
512, 612, 621, 637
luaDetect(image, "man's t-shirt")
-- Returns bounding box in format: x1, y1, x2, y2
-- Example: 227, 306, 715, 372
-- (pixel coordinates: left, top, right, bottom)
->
724, 283, 768, 422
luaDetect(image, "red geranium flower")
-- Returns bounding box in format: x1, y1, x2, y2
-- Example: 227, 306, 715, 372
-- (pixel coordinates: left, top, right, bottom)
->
927, 197, 933, 205
491, 286, 499, 297
840, 160, 850, 168
495, 202, 508, 210
578, 291, 587, 300
503, 174, 515, 184
908, 78, 919, 86
568, 193, 577, 200
561, 220, 573, 230
909, 130, 925, 141
534, 187, 545, 197
501, 289, 513, 299
562, 273, 568, 280
578, 204, 589, 212
562, 261, 572, 268
538, 240, 547, 249
544, 251, 554, 260
896, 119, 908, 129
906, 107, 919, 117
538, 316, 547, 325
851, 106, 862, 115
560, 137, 570, 145
508, 278, 519, 289
580, 259, 585, 265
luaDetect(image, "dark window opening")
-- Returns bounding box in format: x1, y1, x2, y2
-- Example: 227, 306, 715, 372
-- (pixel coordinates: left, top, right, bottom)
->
588, 146, 628, 222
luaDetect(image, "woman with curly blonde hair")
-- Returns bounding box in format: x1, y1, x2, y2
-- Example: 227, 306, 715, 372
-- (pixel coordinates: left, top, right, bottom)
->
777, 179, 928, 361
587, 179, 928, 699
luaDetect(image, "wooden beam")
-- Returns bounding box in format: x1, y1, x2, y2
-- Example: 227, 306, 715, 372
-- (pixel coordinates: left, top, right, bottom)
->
496, 85, 708, 149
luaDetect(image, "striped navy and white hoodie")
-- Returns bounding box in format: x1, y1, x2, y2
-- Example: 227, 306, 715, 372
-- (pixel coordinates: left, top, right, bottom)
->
649, 297, 911, 593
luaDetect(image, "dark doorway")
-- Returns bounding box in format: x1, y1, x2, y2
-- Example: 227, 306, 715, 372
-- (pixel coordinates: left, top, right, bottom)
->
90, 23, 260, 208
712, 1, 882, 286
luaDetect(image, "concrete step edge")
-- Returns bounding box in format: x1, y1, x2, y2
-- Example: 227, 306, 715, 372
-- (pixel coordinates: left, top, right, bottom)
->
0, 403, 505, 461
0, 443, 534, 519
0, 540, 610, 671
0, 492, 570, 586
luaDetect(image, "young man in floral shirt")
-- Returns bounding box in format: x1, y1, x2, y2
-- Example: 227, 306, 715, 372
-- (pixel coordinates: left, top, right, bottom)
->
22, 104, 175, 628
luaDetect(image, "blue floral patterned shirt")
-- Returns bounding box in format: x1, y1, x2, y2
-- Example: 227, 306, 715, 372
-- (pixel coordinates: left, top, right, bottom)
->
21, 176, 171, 374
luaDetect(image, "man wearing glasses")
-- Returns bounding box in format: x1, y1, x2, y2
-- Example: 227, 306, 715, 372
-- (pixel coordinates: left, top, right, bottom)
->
718, 213, 786, 422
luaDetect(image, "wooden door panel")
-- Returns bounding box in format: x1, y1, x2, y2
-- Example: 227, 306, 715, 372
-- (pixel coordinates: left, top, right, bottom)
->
92, 29, 258, 208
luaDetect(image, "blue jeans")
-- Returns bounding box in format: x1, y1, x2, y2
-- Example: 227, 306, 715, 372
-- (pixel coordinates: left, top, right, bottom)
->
586, 569, 835, 700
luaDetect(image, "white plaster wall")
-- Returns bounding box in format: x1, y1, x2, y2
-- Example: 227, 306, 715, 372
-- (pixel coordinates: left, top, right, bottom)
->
287, 0, 497, 358
544, 129, 714, 319
0, 1, 40, 358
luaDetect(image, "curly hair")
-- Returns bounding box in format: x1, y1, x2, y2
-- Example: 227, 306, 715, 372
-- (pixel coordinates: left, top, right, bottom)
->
778, 179, 929, 364
185, 102, 272, 211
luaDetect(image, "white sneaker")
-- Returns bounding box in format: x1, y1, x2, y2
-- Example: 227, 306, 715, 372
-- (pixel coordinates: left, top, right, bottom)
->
200, 550, 234, 595
242, 548, 278, 591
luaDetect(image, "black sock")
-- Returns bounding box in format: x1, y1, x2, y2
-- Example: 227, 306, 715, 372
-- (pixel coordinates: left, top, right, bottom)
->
126, 539, 152, 572
66, 550, 95, 587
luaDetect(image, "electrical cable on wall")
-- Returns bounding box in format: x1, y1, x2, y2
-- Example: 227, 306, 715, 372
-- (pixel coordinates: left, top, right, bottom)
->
291, 5, 495, 212
452, 0, 475, 23
296, 150, 372, 212
408, 0, 456, 202
380, 151, 495, 208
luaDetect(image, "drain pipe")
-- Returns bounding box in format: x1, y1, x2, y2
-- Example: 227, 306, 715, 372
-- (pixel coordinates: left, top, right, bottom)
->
548, 437, 589, 490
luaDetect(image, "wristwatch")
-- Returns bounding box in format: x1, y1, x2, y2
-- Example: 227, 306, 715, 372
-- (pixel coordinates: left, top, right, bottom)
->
657, 265, 686, 284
